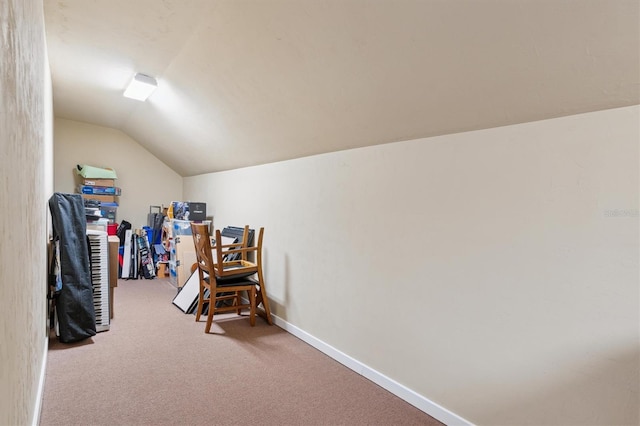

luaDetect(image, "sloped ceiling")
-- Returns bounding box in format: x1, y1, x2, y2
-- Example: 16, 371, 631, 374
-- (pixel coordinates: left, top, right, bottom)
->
44, 0, 639, 177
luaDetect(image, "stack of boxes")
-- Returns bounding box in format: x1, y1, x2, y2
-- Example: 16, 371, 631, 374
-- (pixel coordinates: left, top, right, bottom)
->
77, 178, 120, 223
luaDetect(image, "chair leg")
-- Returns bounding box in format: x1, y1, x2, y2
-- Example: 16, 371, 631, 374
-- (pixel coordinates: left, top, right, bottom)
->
205, 302, 214, 333
249, 285, 256, 327
256, 268, 273, 325
235, 291, 242, 315
195, 286, 204, 322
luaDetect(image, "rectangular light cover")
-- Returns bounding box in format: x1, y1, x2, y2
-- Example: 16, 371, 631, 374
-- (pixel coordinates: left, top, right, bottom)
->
123, 73, 158, 101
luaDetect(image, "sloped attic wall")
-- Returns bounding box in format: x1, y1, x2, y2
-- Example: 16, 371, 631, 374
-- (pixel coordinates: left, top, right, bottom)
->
184, 106, 639, 425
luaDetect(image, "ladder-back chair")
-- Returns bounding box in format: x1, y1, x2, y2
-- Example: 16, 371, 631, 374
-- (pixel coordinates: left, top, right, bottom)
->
191, 223, 256, 333
212, 225, 273, 326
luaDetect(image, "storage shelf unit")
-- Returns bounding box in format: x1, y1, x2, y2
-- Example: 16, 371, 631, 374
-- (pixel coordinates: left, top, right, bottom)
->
165, 219, 211, 288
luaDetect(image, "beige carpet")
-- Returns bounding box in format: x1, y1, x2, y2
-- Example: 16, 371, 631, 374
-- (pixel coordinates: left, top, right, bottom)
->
40, 278, 441, 426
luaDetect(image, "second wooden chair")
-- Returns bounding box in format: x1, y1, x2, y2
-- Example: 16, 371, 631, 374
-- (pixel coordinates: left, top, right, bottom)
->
211, 225, 272, 326
191, 223, 257, 333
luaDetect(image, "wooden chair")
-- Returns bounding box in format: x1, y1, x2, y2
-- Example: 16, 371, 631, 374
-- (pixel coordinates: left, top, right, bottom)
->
212, 225, 273, 326
190, 223, 257, 333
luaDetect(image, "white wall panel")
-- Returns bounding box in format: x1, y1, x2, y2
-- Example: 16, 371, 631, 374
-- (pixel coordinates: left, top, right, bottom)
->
0, 1, 50, 424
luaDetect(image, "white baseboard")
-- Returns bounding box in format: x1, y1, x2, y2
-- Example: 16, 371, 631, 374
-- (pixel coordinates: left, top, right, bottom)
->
32, 336, 48, 426
271, 314, 473, 426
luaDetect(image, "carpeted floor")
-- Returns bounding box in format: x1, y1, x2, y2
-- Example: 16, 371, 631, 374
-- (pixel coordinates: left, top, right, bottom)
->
39, 278, 441, 425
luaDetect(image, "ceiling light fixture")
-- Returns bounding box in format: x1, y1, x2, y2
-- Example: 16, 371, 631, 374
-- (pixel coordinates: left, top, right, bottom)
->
123, 73, 158, 101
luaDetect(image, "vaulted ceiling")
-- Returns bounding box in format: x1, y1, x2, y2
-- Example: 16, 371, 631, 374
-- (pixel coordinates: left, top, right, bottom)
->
44, 0, 639, 177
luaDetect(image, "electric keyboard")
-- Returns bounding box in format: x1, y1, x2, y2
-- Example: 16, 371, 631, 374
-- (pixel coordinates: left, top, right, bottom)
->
87, 230, 110, 332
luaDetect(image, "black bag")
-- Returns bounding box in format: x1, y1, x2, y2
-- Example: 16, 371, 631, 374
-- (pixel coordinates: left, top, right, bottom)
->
147, 208, 165, 266
116, 220, 132, 247
147, 206, 162, 228
48, 193, 97, 343
138, 232, 156, 279
126, 232, 139, 280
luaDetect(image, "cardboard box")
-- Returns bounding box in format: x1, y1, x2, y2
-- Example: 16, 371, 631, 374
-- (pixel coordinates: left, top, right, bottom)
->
188, 202, 206, 221
83, 178, 116, 187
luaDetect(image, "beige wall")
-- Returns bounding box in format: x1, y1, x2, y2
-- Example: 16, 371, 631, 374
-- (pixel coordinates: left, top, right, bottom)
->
53, 118, 183, 228
0, 0, 52, 424
185, 106, 639, 425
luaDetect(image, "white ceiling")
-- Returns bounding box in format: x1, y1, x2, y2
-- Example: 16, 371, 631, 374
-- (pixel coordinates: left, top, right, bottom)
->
44, 0, 640, 177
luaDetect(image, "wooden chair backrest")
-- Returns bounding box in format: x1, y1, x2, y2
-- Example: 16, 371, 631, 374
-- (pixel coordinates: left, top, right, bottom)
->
213, 226, 248, 262
191, 223, 214, 278
213, 225, 264, 279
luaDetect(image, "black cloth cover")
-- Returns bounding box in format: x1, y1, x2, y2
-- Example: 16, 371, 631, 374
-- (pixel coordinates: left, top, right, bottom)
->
48, 193, 96, 342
